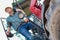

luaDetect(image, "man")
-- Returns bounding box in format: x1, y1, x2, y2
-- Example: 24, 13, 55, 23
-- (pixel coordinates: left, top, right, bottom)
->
5, 7, 34, 40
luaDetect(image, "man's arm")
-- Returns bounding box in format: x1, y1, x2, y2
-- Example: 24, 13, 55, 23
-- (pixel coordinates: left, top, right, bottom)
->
7, 27, 11, 32
6, 27, 11, 35
16, 9, 26, 15
6, 19, 12, 35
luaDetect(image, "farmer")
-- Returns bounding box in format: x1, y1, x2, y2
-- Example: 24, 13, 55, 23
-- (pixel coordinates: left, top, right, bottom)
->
5, 7, 35, 40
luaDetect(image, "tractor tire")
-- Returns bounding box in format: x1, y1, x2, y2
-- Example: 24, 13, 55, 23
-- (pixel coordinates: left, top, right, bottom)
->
50, 6, 60, 40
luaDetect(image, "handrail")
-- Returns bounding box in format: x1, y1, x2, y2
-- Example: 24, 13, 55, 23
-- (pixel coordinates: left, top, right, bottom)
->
0, 18, 9, 40
0, 18, 6, 19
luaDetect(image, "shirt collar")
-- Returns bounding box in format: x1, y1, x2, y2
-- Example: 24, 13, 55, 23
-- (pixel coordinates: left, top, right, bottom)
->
9, 12, 15, 17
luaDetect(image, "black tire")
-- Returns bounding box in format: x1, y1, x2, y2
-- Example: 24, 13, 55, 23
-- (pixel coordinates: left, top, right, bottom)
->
50, 6, 60, 40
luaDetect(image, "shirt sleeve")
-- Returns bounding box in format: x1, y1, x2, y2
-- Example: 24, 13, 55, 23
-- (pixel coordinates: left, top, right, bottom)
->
6, 18, 12, 27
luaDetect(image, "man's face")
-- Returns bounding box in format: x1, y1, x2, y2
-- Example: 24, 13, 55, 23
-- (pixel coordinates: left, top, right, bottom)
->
6, 8, 13, 15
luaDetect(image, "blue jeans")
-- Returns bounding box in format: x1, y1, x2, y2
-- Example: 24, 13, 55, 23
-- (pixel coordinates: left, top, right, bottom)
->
18, 22, 34, 40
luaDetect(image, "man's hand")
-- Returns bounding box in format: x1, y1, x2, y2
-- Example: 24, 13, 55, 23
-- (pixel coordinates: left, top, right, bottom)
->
6, 31, 10, 35
24, 18, 29, 23
6, 27, 11, 35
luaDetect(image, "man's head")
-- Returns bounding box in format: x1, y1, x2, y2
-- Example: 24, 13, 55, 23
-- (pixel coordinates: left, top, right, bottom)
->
5, 7, 14, 15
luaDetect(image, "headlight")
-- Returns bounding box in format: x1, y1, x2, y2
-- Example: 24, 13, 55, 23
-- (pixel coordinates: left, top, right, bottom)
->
19, 13, 24, 19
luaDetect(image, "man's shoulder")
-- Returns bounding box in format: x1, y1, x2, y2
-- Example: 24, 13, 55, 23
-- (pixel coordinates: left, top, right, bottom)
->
15, 11, 21, 14
6, 16, 11, 21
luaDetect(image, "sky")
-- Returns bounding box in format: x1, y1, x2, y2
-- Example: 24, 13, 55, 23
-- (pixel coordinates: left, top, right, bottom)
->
0, 0, 13, 18
0, 0, 12, 40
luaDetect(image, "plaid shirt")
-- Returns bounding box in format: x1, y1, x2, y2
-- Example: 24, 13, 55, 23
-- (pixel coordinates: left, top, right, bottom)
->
6, 12, 26, 31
